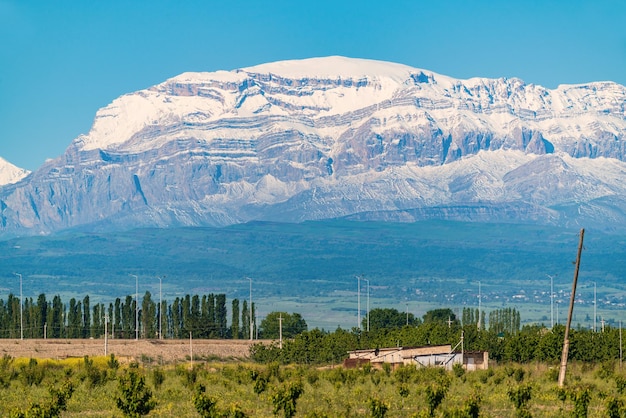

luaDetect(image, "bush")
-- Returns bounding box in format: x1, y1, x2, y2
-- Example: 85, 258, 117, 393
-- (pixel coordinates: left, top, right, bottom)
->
193, 384, 219, 418
443, 390, 481, 418
425, 383, 448, 417
606, 396, 624, 418
20, 358, 45, 386
615, 375, 626, 394
369, 397, 389, 418
569, 386, 591, 418
271, 380, 304, 418
151, 368, 165, 389
115, 369, 156, 417
108, 354, 120, 370
82, 355, 108, 387
11, 380, 75, 418
453, 363, 465, 378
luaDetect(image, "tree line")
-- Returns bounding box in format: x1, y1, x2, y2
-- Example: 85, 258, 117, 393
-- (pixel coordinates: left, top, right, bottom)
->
0, 292, 256, 339
251, 307, 623, 365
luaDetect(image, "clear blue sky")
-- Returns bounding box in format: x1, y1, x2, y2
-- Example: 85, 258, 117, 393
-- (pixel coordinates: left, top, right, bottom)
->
1, 0, 625, 171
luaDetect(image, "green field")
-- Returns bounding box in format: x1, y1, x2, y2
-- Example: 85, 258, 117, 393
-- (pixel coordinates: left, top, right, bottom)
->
2, 355, 626, 417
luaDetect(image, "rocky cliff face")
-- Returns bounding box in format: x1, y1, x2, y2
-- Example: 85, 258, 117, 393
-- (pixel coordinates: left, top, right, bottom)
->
1, 56, 626, 235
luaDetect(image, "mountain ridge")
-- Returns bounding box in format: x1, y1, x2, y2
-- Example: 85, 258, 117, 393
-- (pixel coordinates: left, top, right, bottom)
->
1, 56, 625, 236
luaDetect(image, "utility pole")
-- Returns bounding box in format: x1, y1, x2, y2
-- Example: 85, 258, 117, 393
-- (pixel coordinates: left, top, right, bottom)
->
159, 276, 164, 340
363, 277, 370, 332
406, 303, 409, 326
130, 274, 138, 340
13, 273, 23, 340
593, 281, 597, 333
248, 277, 253, 340
279, 313, 283, 349
558, 228, 585, 387
356, 276, 361, 330
478, 281, 481, 330
547, 274, 556, 329
104, 313, 108, 356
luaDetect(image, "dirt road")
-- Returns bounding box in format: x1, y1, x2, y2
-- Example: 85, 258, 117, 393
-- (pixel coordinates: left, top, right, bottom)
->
0, 338, 265, 363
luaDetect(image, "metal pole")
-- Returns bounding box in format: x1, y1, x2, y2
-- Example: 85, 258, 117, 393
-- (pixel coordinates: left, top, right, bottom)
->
159, 276, 163, 340
130, 274, 138, 340
406, 303, 409, 326
593, 281, 597, 333
558, 228, 585, 387
363, 278, 370, 332
14, 273, 23, 340
248, 277, 253, 340
104, 313, 108, 356
547, 274, 555, 329
279, 313, 283, 349
478, 281, 481, 330
356, 276, 361, 330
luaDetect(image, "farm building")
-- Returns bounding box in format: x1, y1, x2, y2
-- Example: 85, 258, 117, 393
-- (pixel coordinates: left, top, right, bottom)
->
344, 344, 488, 371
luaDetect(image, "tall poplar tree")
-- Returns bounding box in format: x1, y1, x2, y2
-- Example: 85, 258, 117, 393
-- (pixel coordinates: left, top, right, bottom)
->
231, 299, 240, 339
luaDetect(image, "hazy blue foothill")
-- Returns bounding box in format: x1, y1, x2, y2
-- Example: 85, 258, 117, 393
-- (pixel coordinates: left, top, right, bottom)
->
1, 220, 624, 329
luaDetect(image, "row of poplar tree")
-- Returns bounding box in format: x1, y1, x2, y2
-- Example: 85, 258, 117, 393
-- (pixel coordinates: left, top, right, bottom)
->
0, 292, 256, 340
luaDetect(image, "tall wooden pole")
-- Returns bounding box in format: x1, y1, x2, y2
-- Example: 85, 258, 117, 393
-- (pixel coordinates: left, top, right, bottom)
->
558, 228, 585, 387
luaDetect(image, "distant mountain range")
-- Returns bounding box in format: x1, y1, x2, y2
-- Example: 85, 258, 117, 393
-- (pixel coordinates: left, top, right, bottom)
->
1, 56, 626, 236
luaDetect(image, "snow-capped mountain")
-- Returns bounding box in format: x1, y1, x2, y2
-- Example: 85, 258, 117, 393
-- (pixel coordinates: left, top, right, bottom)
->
0, 157, 30, 186
1, 56, 626, 235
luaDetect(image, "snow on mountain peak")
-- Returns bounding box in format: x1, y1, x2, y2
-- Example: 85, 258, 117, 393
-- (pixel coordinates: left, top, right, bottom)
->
0, 156, 30, 186
242, 56, 422, 82
74, 56, 626, 162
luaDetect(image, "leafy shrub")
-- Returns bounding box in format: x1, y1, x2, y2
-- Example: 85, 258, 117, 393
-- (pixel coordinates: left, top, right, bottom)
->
382, 362, 392, 376
20, 358, 45, 386
108, 354, 120, 370
151, 367, 165, 389
271, 380, 304, 418
615, 375, 626, 394
394, 364, 416, 383
82, 355, 108, 387
369, 397, 389, 418
425, 383, 449, 417
443, 390, 481, 418
569, 386, 591, 418
253, 375, 268, 394
507, 383, 532, 418
176, 365, 198, 388
596, 360, 615, 379
11, 380, 75, 418
606, 396, 623, 418
371, 371, 381, 386
267, 361, 281, 381
0, 354, 16, 388
193, 384, 219, 418
305, 369, 319, 386
115, 369, 156, 417
453, 363, 465, 378
398, 383, 410, 398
